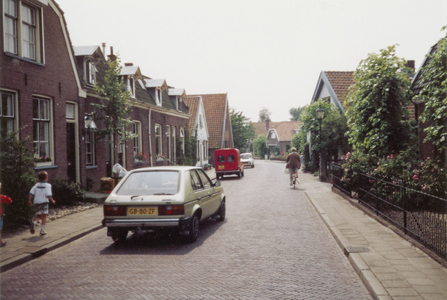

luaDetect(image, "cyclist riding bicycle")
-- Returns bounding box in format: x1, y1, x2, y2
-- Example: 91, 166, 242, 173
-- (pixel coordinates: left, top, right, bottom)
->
286, 147, 301, 186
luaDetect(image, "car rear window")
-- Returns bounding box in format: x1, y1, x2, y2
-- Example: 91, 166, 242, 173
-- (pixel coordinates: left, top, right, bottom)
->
116, 171, 179, 195
217, 155, 225, 163
227, 155, 235, 162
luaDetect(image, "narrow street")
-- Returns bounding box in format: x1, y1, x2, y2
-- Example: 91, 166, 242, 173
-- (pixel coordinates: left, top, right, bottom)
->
1, 160, 370, 299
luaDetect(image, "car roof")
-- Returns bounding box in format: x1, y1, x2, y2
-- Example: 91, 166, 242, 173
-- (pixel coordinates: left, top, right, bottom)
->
241, 153, 252, 155
128, 166, 201, 173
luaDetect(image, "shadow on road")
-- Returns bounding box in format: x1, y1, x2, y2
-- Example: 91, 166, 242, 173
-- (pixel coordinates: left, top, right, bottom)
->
99, 217, 226, 255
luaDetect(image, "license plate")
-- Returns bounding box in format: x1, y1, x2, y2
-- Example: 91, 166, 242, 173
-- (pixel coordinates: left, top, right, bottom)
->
218, 165, 225, 170
127, 207, 157, 215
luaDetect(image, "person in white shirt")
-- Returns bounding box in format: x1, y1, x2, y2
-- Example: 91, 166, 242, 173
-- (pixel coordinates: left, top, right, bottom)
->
28, 171, 56, 235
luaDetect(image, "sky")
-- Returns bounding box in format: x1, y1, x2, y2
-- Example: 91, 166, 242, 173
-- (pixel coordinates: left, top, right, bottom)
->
58, 0, 447, 122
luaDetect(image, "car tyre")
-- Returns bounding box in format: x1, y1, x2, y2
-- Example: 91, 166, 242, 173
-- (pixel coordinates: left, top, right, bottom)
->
216, 201, 226, 222
184, 213, 200, 243
237, 171, 241, 178
252, 164, 255, 168
111, 230, 128, 244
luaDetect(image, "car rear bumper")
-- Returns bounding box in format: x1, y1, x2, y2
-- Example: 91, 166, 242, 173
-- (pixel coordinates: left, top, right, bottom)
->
102, 217, 190, 229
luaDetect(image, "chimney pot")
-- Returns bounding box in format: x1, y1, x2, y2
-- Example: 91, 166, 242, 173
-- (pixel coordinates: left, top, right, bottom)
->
124, 63, 133, 67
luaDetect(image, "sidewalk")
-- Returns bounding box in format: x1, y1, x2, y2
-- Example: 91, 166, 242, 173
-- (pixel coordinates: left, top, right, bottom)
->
300, 170, 447, 300
0, 202, 104, 273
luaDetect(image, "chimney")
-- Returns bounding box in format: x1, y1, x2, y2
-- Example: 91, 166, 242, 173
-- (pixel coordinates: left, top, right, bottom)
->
101, 42, 106, 57
124, 63, 133, 67
265, 119, 270, 132
405, 60, 415, 72
108, 46, 117, 61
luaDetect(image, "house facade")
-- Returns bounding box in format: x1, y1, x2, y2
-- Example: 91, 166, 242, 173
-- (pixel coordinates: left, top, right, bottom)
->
183, 96, 209, 167
1, 0, 86, 183
189, 94, 234, 167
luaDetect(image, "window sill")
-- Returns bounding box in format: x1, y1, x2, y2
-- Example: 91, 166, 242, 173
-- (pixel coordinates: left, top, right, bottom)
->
34, 161, 53, 167
86, 165, 98, 170
156, 158, 164, 162
34, 164, 58, 170
5, 52, 44, 66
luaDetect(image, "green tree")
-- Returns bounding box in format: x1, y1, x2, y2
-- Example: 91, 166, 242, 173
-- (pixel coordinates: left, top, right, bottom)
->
258, 107, 272, 122
345, 45, 414, 158
230, 108, 256, 151
253, 134, 268, 157
289, 106, 306, 121
176, 130, 197, 166
300, 100, 349, 159
417, 29, 447, 163
0, 130, 35, 229
92, 55, 134, 163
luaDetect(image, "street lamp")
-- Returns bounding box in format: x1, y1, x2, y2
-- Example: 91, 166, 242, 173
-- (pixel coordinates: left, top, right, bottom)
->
84, 113, 96, 130
316, 104, 325, 181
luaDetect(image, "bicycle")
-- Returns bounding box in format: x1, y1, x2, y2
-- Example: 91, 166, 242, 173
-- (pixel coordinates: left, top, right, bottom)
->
292, 171, 298, 189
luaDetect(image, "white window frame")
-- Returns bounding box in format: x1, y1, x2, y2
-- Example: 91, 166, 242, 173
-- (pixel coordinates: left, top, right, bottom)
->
180, 127, 185, 154
3, 0, 17, 54
0, 89, 18, 136
133, 121, 142, 160
156, 88, 161, 106
33, 96, 53, 166
155, 124, 162, 157
166, 125, 171, 163
172, 126, 176, 163
127, 76, 135, 97
3, 0, 42, 62
86, 59, 96, 85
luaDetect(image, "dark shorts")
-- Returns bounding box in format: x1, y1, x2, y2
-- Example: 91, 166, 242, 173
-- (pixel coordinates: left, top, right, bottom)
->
35, 203, 49, 215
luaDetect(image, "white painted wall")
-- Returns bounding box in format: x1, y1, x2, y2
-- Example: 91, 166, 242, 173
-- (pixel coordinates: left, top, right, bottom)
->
193, 98, 209, 167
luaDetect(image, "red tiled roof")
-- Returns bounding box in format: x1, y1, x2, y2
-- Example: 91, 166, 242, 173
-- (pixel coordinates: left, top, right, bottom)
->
324, 71, 354, 105
269, 121, 301, 141
252, 121, 301, 141
183, 96, 200, 133
186, 94, 227, 148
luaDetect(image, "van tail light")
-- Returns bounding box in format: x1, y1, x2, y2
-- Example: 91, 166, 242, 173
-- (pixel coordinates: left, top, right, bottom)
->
104, 205, 127, 216
158, 205, 184, 215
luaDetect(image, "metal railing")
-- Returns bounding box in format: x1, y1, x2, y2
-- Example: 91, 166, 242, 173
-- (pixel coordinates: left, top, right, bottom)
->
333, 171, 447, 260
331, 161, 353, 197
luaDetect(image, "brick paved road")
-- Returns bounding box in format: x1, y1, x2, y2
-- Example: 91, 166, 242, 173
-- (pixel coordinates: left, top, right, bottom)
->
1, 161, 370, 299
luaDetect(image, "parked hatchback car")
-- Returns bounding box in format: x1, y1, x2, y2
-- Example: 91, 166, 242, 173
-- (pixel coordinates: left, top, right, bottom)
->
102, 166, 226, 243
241, 153, 255, 168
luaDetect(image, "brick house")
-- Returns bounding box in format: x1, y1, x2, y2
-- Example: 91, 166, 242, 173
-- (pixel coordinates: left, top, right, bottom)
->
188, 94, 233, 167
1, 0, 87, 183
183, 95, 209, 167
252, 120, 301, 158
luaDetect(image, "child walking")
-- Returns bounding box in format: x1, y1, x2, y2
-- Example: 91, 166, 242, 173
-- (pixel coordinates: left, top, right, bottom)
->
28, 171, 56, 235
0, 182, 13, 247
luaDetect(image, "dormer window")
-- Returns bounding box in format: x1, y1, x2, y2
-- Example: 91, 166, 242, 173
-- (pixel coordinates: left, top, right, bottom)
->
86, 60, 96, 85
156, 88, 162, 105
176, 96, 182, 110
128, 76, 135, 97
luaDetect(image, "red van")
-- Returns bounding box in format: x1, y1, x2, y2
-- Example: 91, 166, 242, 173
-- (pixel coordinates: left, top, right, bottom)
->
215, 148, 244, 179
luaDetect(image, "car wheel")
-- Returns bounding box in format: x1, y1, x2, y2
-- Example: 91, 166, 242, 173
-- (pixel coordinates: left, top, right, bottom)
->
242, 170, 244, 177
252, 164, 255, 168
111, 230, 128, 244
216, 201, 226, 222
184, 213, 200, 243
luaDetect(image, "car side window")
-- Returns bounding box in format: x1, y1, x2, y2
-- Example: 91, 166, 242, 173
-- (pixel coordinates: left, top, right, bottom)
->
197, 169, 212, 189
217, 155, 225, 163
227, 155, 235, 162
190, 170, 203, 191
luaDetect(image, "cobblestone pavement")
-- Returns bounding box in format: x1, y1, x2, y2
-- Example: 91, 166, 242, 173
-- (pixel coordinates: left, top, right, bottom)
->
0, 160, 370, 299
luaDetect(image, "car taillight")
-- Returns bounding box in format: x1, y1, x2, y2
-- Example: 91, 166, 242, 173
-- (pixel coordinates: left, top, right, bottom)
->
104, 205, 127, 216
158, 205, 184, 215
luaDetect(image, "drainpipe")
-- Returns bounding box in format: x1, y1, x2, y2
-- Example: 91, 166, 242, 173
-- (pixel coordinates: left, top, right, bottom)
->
148, 108, 153, 167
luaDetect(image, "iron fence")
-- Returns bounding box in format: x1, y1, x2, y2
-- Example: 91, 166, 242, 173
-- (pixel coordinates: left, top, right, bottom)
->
333, 171, 447, 260
331, 161, 352, 197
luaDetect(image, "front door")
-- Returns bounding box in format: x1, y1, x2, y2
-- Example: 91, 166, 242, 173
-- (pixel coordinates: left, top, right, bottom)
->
66, 123, 76, 182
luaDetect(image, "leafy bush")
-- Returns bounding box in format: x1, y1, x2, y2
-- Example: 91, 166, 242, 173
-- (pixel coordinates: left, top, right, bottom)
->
0, 130, 35, 230
51, 178, 85, 206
